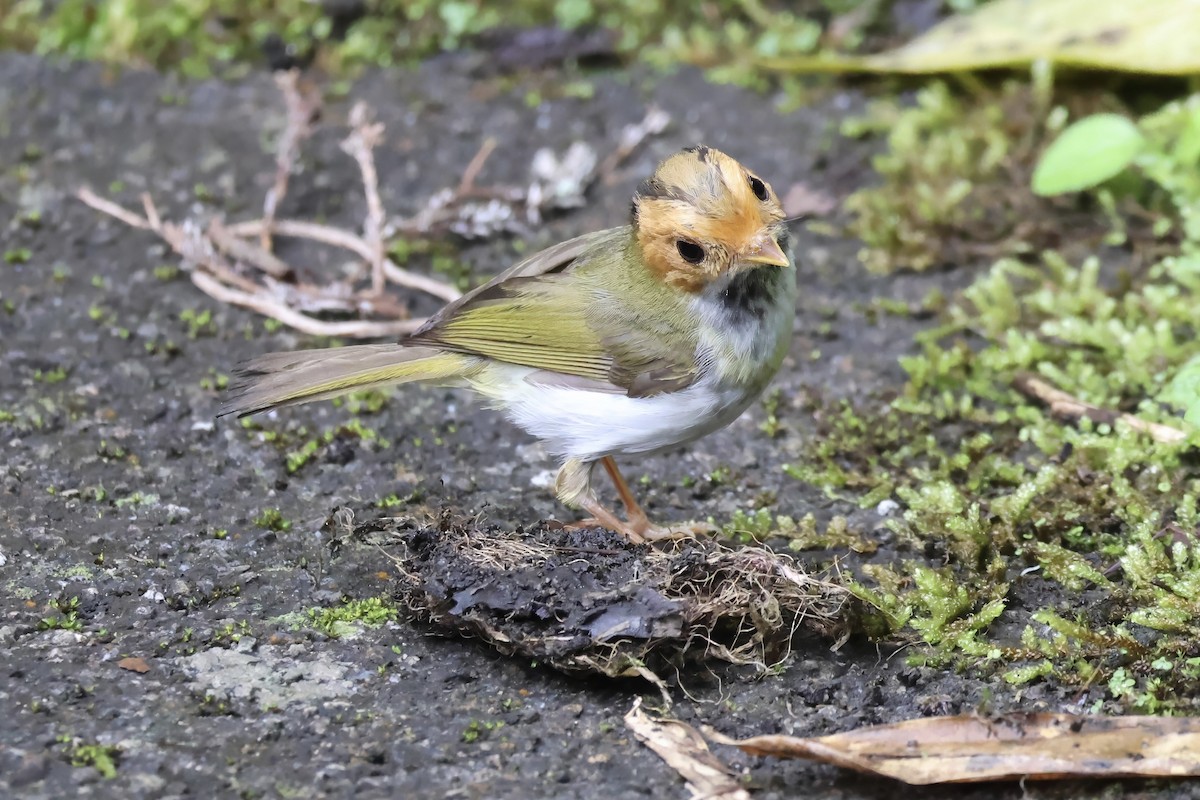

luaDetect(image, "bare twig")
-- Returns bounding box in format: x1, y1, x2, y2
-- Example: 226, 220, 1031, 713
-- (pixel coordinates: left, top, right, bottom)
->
599, 106, 672, 182
456, 137, 497, 195
191, 271, 422, 337
77, 81, 669, 339
262, 70, 321, 251
394, 106, 672, 239
77, 188, 151, 229
224, 219, 461, 302
340, 102, 387, 295
1014, 373, 1188, 444
77, 189, 433, 337
207, 218, 292, 279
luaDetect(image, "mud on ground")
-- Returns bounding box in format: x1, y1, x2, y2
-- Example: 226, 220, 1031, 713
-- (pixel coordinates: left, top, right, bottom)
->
0, 55, 1187, 799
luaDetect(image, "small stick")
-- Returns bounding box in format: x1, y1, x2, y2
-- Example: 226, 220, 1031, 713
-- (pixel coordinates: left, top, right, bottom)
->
598, 106, 672, 182
77, 189, 440, 338
224, 219, 461, 302
76, 188, 151, 229
262, 70, 321, 251
1014, 373, 1188, 444
207, 218, 293, 279
191, 272, 423, 338
456, 137, 497, 195
340, 102, 387, 296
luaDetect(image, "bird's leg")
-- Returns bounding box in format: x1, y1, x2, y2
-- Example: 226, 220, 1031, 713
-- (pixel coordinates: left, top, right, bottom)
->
599, 456, 715, 540
600, 456, 652, 536
555, 457, 693, 543
555, 457, 655, 543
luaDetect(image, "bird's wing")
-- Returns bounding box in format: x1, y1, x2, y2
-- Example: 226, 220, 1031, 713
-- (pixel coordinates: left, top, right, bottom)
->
407, 228, 699, 395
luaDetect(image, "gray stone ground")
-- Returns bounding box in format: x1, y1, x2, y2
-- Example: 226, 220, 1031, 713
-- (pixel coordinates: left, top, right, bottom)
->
1, 54, 1194, 799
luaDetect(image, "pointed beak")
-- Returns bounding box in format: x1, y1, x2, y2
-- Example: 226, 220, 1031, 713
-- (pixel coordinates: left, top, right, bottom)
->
741, 235, 789, 267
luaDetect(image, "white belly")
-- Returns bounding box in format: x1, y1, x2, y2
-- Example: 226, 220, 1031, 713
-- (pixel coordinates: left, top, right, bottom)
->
467, 260, 796, 463
471, 366, 757, 461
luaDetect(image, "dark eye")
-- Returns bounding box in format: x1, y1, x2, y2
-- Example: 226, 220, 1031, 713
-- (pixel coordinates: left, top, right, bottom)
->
749, 175, 768, 201
676, 240, 705, 264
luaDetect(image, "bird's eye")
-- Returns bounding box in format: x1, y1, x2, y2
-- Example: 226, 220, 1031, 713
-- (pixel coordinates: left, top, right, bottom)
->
748, 175, 768, 202
676, 240, 705, 264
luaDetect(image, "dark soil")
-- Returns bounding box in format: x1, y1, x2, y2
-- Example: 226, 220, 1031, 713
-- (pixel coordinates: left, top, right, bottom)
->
1, 54, 1189, 798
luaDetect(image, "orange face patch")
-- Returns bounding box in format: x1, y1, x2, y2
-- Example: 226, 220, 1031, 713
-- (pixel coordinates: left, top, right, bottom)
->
632, 146, 787, 293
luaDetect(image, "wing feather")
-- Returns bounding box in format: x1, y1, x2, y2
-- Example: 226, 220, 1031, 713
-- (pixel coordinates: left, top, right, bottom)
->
406, 227, 699, 395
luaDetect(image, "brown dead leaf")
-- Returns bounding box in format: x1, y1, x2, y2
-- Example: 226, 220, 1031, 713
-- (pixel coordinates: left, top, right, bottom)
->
625, 699, 750, 800
782, 182, 838, 218
117, 656, 150, 674
708, 712, 1200, 785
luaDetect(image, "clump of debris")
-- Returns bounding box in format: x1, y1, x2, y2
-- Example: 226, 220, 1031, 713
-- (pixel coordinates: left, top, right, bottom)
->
346, 511, 850, 685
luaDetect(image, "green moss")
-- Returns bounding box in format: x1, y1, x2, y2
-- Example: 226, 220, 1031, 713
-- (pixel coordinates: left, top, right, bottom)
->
283, 418, 387, 474
39, 597, 83, 632
330, 388, 389, 415
461, 718, 504, 744
199, 370, 230, 391
33, 366, 67, 383
308, 596, 398, 638
57, 737, 119, 779
114, 491, 157, 508
254, 508, 291, 531
212, 620, 253, 644
179, 307, 217, 339
794, 93, 1200, 711
0, 0, 884, 84
3, 247, 31, 264
841, 82, 1127, 275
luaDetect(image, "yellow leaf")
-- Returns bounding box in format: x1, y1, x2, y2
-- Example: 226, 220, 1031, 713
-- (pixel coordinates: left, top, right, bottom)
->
764, 0, 1200, 76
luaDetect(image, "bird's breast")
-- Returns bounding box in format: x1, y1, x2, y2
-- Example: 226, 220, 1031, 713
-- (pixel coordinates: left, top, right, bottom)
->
693, 262, 797, 389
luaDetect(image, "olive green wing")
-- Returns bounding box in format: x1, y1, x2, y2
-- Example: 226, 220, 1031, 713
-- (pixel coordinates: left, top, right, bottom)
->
406, 228, 699, 394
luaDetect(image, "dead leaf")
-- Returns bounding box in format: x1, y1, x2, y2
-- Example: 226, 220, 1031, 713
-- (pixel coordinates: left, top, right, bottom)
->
709, 712, 1200, 785
625, 699, 750, 800
764, 0, 1200, 76
782, 182, 838, 218
117, 656, 150, 674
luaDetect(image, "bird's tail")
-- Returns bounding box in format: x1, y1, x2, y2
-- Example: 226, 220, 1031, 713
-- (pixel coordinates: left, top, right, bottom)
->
218, 344, 475, 417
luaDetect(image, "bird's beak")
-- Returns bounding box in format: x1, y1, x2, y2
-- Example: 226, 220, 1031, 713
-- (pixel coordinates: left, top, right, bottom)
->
741, 235, 789, 267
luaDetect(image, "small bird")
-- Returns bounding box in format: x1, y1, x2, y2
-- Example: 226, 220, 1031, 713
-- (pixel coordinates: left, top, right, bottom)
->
220, 146, 795, 543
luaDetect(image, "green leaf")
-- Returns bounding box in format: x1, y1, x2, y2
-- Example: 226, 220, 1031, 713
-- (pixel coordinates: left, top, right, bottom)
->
1032, 114, 1144, 196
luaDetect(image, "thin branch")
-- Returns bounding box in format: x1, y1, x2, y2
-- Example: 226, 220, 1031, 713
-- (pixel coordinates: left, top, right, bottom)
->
77, 189, 436, 337
340, 102, 387, 295
1014, 373, 1188, 444
191, 271, 422, 337
207, 218, 292, 279
262, 70, 321, 251
224, 219, 461, 303
78, 85, 669, 340
598, 106, 672, 182
76, 188, 151, 229
456, 137, 497, 195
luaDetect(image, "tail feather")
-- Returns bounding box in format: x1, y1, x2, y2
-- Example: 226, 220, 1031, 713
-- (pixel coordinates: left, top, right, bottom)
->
218, 344, 473, 417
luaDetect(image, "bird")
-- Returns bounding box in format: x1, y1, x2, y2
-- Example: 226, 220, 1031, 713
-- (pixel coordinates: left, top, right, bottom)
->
220, 145, 795, 543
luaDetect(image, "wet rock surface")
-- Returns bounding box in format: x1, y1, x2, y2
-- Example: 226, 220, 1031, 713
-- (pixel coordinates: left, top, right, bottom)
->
0, 54, 1176, 798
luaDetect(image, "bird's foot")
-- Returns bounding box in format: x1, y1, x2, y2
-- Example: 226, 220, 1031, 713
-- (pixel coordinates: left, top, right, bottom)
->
573, 499, 704, 545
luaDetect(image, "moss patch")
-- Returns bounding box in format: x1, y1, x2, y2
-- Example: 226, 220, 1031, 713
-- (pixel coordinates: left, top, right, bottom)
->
842, 81, 1129, 274
787, 91, 1200, 713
